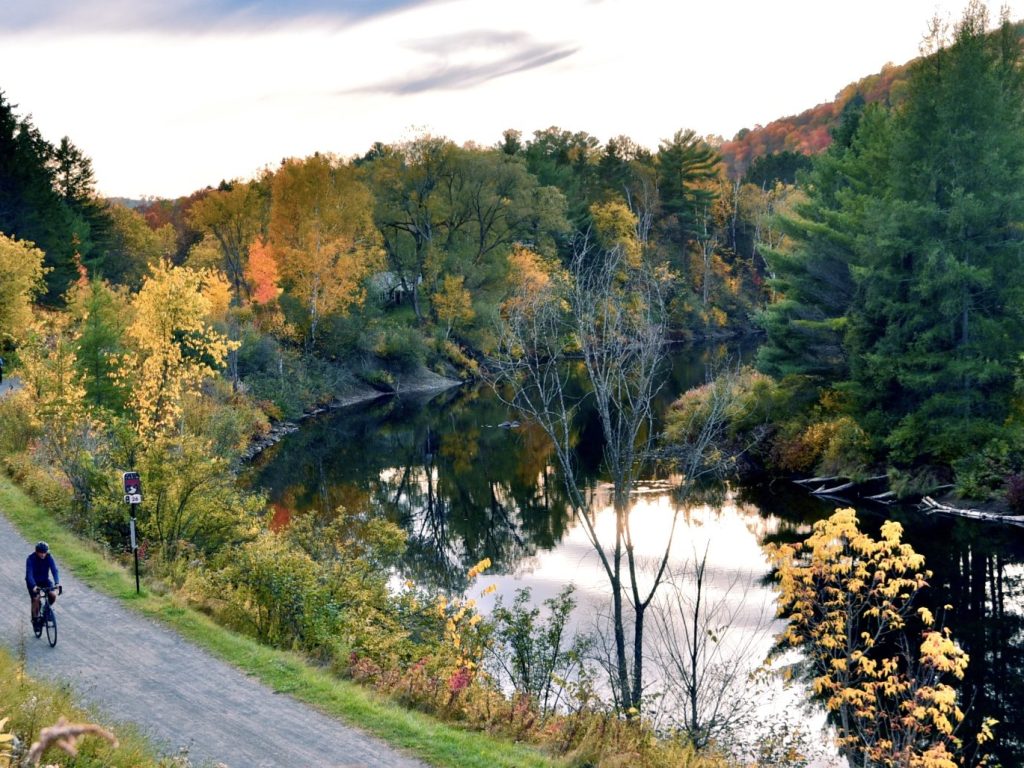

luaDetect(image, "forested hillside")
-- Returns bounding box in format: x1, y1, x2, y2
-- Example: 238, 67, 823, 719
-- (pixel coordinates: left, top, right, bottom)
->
670, 5, 1024, 506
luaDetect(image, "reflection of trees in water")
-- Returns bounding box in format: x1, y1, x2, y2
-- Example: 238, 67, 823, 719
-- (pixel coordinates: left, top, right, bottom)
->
904, 518, 1024, 767
246, 386, 577, 591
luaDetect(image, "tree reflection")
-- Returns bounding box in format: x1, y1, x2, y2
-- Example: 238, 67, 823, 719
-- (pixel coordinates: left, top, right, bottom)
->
245, 385, 578, 591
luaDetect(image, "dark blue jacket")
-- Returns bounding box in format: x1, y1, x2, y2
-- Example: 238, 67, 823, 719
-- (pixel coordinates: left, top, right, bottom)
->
25, 553, 59, 589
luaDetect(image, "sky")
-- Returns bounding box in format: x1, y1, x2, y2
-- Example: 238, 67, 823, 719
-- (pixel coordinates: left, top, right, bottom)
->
1, 0, 1021, 199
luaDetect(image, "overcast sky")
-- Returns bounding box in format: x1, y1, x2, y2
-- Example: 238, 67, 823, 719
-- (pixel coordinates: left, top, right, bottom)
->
0, 0, 1019, 199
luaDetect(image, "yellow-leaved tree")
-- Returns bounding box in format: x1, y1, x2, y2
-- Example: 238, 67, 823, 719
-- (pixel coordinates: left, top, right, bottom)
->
589, 199, 642, 268
768, 508, 995, 768
125, 263, 237, 437
431, 274, 474, 341
18, 311, 104, 515
269, 155, 383, 350
0, 233, 48, 349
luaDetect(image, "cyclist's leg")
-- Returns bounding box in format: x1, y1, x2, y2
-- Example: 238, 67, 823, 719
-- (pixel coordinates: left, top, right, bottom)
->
27, 584, 40, 621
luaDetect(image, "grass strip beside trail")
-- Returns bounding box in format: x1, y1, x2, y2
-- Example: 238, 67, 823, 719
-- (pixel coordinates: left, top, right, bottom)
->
0, 645, 169, 768
0, 476, 562, 768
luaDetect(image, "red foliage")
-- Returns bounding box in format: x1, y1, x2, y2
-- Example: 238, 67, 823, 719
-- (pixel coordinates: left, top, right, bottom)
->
719, 60, 911, 178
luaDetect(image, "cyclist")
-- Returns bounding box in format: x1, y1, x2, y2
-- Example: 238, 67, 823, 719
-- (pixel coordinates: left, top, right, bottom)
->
26, 541, 60, 630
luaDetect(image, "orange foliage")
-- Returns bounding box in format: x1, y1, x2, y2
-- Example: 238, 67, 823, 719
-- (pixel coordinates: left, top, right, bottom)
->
246, 238, 280, 305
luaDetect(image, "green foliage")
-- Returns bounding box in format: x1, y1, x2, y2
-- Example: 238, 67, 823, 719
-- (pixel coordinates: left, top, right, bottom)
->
198, 507, 410, 666
181, 382, 269, 457
239, 340, 357, 419
952, 436, 1024, 501
741, 150, 813, 188
1, 452, 74, 521
487, 585, 591, 718
136, 435, 263, 566
757, 7, 1024, 478
0, 92, 112, 303
68, 278, 131, 413
656, 129, 721, 249
363, 321, 426, 372
0, 391, 40, 457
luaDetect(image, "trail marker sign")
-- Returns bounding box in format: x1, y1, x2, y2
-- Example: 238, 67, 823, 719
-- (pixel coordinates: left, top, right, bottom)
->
123, 471, 142, 505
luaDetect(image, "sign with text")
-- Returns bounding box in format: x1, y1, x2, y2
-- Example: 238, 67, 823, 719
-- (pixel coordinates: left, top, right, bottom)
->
123, 471, 142, 505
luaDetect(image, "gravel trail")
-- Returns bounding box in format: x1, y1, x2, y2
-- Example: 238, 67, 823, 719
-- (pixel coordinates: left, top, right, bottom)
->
0, 509, 427, 768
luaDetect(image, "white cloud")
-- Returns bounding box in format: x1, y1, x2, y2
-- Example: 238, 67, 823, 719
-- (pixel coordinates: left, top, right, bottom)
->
1, 0, 1020, 197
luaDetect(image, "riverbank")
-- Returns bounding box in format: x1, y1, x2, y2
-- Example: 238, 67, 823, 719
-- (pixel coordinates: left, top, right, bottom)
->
241, 366, 462, 461
0, 474, 560, 768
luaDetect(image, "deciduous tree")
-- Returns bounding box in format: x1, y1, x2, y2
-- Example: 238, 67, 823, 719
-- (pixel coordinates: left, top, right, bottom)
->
188, 179, 268, 304
768, 508, 995, 767
0, 232, 47, 348
124, 262, 236, 436
269, 155, 382, 350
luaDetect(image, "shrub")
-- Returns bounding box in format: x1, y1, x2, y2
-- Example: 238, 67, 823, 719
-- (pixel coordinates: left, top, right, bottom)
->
365, 323, 425, 372
1, 453, 73, 521
0, 391, 40, 456
1005, 473, 1024, 513
361, 369, 396, 392
953, 437, 1024, 500
772, 416, 869, 476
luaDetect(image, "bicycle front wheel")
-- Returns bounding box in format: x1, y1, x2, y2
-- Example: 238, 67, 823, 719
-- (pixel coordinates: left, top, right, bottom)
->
44, 605, 57, 647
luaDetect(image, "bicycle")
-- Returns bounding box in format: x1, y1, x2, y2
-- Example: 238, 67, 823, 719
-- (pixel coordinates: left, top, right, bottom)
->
32, 585, 60, 647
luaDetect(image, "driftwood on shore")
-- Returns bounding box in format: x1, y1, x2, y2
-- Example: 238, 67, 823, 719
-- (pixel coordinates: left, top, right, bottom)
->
920, 496, 1024, 528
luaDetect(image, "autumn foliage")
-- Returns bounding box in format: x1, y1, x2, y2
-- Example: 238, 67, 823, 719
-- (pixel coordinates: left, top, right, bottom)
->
719, 61, 909, 178
246, 237, 280, 305
768, 509, 995, 767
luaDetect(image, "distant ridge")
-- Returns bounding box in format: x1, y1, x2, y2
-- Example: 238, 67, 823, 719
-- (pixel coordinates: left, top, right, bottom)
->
105, 196, 149, 209
720, 20, 1024, 180
719, 60, 910, 179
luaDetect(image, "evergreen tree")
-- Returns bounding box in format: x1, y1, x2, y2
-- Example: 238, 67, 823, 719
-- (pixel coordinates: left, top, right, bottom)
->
0, 92, 103, 302
760, 4, 1024, 472
70, 278, 130, 413
757, 101, 890, 382
848, 5, 1024, 464
655, 129, 720, 251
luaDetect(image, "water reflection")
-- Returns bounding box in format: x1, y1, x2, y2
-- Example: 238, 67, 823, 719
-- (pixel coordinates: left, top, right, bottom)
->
246, 343, 755, 591
245, 385, 580, 591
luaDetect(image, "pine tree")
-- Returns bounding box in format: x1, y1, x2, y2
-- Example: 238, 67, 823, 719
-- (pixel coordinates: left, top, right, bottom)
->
848, 4, 1024, 463
757, 100, 891, 382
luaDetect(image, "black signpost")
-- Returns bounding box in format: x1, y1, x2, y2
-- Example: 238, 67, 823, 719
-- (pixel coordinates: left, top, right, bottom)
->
123, 471, 142, 594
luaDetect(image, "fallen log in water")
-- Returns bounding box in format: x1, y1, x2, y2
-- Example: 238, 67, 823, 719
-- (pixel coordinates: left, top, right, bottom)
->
865, 491, 897, 504
794, 475, 845, 487
920, 496, 1024, 528
810, 475, 889, 497
812, 480, 855, 495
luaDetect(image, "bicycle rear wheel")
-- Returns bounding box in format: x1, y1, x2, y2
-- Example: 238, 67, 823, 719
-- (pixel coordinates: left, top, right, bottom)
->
44, 604, 57, 647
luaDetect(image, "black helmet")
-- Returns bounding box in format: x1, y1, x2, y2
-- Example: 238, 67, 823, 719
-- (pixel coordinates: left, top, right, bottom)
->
35, 541, 49, 553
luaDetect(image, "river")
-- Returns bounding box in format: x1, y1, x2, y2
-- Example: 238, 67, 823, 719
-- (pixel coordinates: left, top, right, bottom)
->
242, 344, 1024, 765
